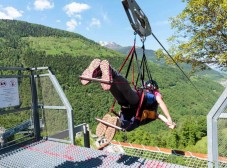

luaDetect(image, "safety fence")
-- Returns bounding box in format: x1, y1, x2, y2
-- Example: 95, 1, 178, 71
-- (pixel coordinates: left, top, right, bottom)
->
207, 87, 227, 168
0, 67, 75, 150
111, 141, 227, 168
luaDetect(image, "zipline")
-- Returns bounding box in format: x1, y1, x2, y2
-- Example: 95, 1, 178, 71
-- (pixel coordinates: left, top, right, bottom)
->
151, 32, 204, 98
81, 0, 204, 144
122, 0, 204, 98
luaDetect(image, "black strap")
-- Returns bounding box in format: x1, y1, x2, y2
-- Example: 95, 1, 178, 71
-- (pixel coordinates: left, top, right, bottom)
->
125, 50, 134, 79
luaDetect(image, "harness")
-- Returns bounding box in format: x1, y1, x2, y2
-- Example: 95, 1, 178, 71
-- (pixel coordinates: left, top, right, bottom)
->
119, 89, 158, 130
136, 89, 158, 120
109, 0, 156, 131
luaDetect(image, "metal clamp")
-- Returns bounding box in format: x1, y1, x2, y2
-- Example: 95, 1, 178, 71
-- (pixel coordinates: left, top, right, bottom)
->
122, 0, 151, 37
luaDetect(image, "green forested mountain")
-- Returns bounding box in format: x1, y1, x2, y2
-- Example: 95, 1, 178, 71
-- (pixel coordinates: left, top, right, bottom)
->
115, 46, 159, 63
0, 19, 224, 153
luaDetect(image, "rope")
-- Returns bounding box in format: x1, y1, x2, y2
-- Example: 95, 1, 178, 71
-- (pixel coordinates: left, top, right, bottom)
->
151, 32, 204, 98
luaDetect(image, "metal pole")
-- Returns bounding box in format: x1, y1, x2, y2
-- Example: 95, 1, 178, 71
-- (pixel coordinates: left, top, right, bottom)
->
83, 124, 90, 148
207, 117, 218, 168
31, 71, 41, 141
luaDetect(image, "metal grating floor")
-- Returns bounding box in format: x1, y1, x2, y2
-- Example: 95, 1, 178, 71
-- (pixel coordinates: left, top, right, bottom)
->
0, 140, 186, 168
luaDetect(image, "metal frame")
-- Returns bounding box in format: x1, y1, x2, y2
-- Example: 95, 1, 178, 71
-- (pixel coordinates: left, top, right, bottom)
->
31, 70, 41, 141
46, 69, 75, 144
48, 123, 90, 148
0, 67, 76, 148
207, 87, 227, 168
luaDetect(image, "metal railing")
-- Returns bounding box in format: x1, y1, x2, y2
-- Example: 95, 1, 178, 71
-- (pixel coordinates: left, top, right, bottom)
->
0, 67, 76, 150
207, 87, 227, 168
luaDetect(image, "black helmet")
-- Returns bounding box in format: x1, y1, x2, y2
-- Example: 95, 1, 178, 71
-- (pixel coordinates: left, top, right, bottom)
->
145, 80, 159, 90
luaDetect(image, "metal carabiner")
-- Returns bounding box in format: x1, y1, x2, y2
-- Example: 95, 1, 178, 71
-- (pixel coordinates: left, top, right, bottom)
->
122, 0, 152, 38
141, 36, 146, 43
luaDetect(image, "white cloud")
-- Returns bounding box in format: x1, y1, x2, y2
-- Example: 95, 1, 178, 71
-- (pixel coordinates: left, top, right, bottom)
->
66, 19, 81, 31
63, 2, 90, 17
56, 19, 61, 23
75, 14, 82, 20
90, 18, 101, 27
0, 12, 9, 19
34, 0, 54, 11
0, 6, 23, 19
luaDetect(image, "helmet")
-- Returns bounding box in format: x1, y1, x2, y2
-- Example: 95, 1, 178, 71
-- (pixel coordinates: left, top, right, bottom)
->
145, 80, 159, 90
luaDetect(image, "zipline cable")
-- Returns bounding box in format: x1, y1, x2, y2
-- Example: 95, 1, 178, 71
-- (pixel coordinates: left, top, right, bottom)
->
151, 32, 204, 98
122, 0, 205, 99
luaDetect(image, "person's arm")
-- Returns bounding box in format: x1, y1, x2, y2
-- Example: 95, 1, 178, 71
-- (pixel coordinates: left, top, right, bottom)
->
156, 94, 176, 129
156, 95, 172, 122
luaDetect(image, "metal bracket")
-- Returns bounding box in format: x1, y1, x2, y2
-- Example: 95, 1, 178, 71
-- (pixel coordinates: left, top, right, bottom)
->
122, 0, 151, 37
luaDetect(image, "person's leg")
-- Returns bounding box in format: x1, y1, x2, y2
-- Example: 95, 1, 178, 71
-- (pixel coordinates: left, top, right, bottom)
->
111, 73, 139, 106
100, 60, 112, 90
109, 82, 129, 105
80, 59, 101, 85
81, 59, 140, 106
99, 60, 139, 106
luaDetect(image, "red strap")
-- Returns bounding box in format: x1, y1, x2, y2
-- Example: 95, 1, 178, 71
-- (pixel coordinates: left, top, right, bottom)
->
132, 55, 135, 89
118, 46, 135, 73
110, 99, 117, 112
135, 91, 145, 121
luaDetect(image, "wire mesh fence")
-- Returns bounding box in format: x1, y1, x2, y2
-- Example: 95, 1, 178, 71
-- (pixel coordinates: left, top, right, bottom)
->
218, 116, 227, 168
218, 118, 227, 157
110, 140, 227, 168
37, 75, 69, 139
0, 68, 33, 148
122, 146, 209, 167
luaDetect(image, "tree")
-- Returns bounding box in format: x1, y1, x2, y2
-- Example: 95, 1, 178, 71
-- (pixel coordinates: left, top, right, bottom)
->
157, 0, 227, 70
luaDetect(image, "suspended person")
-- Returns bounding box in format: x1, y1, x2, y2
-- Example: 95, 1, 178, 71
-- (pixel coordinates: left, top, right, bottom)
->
80, 58, 176, 131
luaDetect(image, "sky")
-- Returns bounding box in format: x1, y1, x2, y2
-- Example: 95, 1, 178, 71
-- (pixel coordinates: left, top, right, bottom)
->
0, 0, 186, 50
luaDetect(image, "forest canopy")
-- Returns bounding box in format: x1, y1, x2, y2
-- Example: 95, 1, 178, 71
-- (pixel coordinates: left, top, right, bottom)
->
156, 0, 227, 70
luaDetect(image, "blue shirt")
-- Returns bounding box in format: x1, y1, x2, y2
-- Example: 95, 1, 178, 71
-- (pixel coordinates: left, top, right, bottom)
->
146, 92, 156, 105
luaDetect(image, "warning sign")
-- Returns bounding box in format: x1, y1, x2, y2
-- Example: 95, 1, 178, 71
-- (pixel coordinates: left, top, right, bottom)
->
0, 78, 19, 108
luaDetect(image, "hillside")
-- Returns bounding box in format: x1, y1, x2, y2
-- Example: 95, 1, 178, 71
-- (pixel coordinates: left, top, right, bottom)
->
0, 19, 225, 153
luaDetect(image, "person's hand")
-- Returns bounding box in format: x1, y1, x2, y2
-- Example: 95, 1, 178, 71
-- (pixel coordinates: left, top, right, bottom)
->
166, 121, 176, 129
168, 122, 176, 129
